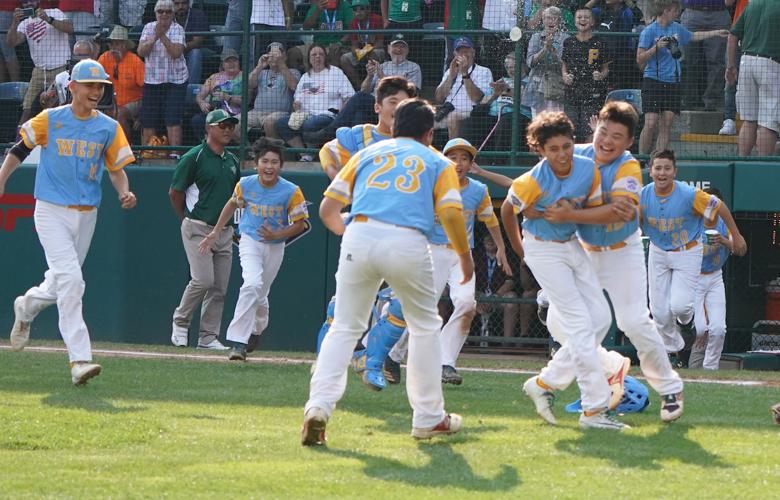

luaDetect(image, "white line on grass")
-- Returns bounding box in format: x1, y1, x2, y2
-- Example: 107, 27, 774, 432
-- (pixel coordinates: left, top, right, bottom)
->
0, 345, 770, 387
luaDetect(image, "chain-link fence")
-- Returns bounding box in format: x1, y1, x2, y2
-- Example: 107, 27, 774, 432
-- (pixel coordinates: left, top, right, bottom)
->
0, 1, 778, 162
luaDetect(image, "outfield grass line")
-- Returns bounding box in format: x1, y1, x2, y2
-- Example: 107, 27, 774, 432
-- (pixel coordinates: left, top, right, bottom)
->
1, 344, 771, 388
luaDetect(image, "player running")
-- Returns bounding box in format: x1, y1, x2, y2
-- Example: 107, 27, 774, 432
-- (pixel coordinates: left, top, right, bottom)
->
0, 59, 136, 386
302, 99, 472, 445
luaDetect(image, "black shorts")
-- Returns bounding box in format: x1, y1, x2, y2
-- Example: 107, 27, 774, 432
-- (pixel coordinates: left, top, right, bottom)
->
641, 77, 681, 114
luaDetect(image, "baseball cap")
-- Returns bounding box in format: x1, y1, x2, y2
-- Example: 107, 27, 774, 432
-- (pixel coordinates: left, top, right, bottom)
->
453, 36, 474, 51
352, 0, 369, 7
267, 41, 285, 52
206, 109, 238, 125
221, 48, 239, 61
390, 33, 408, 46
443, 138, 477, 159
70, 59, 111, 84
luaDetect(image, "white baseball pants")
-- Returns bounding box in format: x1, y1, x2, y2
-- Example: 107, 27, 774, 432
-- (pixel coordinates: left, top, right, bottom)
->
542, 232, 684, 396
15, 200, 98, 363
523, 234, 612, 412
225, 237, 285, 345
648, 242, 703, 353
306, 220, 447, 429
689, 270, 726, 370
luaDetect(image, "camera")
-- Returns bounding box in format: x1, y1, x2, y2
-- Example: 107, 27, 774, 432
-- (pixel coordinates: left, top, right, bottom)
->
21, 7, 35, 17
659, 36, 681, 60
93, 26, 111, 44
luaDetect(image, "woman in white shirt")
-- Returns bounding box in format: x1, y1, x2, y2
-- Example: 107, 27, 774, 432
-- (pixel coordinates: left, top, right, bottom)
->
271, 44, 355, 161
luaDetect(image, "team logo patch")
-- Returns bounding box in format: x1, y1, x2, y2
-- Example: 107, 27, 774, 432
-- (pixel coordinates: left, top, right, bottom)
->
90, 66, 100, 76
625, 177, 639, 193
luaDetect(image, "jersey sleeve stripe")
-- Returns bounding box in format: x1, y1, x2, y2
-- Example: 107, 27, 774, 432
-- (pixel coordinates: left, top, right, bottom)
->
107, 146, 135, 171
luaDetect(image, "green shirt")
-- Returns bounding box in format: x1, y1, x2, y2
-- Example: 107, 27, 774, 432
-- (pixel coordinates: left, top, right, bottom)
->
731, 0, 780, 60
446, 0, 480, 33
170, 142, 240, 226
389, 0, 422, 23
305, 3, 354, 46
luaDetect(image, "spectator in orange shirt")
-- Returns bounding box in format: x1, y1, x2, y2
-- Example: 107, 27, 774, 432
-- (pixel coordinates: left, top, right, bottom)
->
98, 25, 144, 140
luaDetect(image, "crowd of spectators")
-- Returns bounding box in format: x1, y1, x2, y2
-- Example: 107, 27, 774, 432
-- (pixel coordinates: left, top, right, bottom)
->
1, 0, 777, 158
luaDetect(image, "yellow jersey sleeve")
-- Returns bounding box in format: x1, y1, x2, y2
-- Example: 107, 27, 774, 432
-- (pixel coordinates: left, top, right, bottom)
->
287, 186, 309, 222
433, 162, 463, 215
20, 109, 49, 148
611, 159, 642, 203
104, 123, 135, 171
585, 167, 604, 208
506, 174, 542, 214
477, 187, 499, 227
319, 138, 351, 174
232, 181, 245, 207
324, 152, 359, 205
692, 189, 721, 222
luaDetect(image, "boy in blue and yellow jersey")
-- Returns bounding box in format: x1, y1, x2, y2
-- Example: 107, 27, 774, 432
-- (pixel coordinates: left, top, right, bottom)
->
303, 99, 472, 446
533, 102, 687, 423
0, 59, 136, 386
319, 75, 417, 180
690, 188, 733, 371
501, 111, 628, 431
199, 140, 308, 362
641, 150, 746, 364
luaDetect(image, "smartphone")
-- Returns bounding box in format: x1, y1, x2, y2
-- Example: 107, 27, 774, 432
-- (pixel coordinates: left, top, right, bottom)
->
21, 7, 35, 17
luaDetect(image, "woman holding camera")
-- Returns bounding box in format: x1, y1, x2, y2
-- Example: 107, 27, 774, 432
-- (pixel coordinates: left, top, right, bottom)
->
190, 49, 243, 142
521, 6, 569, 118
636, 0, 728, 155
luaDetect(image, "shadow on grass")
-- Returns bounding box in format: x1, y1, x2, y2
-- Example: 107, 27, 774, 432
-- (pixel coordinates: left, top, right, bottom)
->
41, 392, 147, 414
318, 441, 520, 492
555, 423, 734, 470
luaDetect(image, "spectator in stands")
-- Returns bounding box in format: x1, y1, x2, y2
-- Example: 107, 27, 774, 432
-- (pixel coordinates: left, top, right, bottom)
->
444, 0, 481, 72
718, 0, 747, 137
0, 2, 20, 82
38, 39, 97, 110
270, 43, 355, 161
138, 0, 188, 149
173, 0, 208, 85
680, 0, 730, 111
340, 0, 384, 88
7, 1, 73, 126
301, 0, 353, 68
59, 0, 99, 42
98, 25, 145, 140
728, 0, 780, 156
191, 49, 243, 142
636, 0, 728, 154
528, 0, 576, 32
475, 234, 519, 338
522, 6, 569, 117
434, 36, 493, 140
119, 0, 146, 30
380, 0, 423, 62
361, 33, 421, 92
247, 41, 300, 139
562, 8, 611, 141
250, 0, 292, 64
482, 0, 519, 79
591, 0, 642, 90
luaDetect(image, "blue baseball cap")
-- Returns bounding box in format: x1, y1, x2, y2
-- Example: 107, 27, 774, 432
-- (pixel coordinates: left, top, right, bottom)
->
443, 138, 477, 158
70, 59, 111, 84
453, 36, 474, 51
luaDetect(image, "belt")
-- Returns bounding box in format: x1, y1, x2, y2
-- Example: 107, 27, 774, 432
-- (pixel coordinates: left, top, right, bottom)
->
533, 235, 574, 244
669, 240, 699, 252
432, 242, 455, 250
67, 205, 96, 212
581, 241, 628, 252
352, 214, 416, 231
743, 52, 780, 63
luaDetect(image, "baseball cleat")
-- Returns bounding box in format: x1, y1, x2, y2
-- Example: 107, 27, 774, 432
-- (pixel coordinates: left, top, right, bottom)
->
246, 334, 260, 353
197, 338, 229, 350
71, 362, 102, 386
579, 410, 630, 430
361, 369, 387, 391
301, 407, 328, 446
523, 376, 557, 425
411, 413, 462, 439
441, 365, 463, 385
383, 357, 402, 385
660, 392, 684, 422
228, 345, 247, 361
10, 296, 31, 352
607, 356, 631, 410
170, 322, 188, 347
350, 349, 367, 373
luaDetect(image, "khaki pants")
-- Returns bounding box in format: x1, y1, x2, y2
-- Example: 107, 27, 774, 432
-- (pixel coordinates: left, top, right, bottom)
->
24, 65, 66, 110
172, 218, 234, 344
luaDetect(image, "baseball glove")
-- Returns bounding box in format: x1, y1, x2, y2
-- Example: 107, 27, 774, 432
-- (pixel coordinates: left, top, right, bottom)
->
772, 403, 780, 425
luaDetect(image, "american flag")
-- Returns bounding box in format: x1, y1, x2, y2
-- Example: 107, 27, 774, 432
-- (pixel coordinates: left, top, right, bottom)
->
25, 19, 47, 44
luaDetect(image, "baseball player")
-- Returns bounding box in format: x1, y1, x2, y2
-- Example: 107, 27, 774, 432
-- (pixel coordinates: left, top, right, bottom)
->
302, 98, 472, 445
198, 140, 309, 361
0, 59, 136, 386
640, 150, 746, 366
533, 102, 688, 423
501, 111, 628, 430
689, 187, 732, 370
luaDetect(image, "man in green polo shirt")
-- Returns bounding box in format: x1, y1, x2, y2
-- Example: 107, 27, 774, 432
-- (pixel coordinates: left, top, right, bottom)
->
169, 109, 241, 350
727, 0, 780, 157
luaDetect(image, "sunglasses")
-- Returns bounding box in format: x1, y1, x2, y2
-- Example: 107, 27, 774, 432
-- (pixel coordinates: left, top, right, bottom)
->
214, 121, 236, 130
156, 9, 172, 14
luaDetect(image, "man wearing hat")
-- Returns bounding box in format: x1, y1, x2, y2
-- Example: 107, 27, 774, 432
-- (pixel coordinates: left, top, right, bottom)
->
169, 108, 240, 351
0, 59, 137, 386
98, 25, 145, 138
360, 33, 422, 93
434, 36, 493, 140
339, 0, 384, 87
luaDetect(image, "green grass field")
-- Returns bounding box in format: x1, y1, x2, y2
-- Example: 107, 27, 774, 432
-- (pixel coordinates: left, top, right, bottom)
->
1, 346, 779, 499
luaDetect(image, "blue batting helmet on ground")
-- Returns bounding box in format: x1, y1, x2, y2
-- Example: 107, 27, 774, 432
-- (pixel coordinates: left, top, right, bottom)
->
565, 376, 650, 414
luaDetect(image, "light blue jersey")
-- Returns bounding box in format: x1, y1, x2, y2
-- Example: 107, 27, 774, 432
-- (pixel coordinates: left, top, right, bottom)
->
701, 217, 730, 273
429, 177, 496, 248
320, 123, 391, 173
233, 175, 308, 244
640, 180, 721, 251
506, 154, 603, 241
638, 21, 693, 83
574, 144, 643, 247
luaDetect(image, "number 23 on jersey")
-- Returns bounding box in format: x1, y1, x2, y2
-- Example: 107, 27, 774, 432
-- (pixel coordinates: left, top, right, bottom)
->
365, 154, 425, 194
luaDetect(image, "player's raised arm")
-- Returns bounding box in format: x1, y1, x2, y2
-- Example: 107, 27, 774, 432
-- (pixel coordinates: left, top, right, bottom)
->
715, 201, 746, 256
